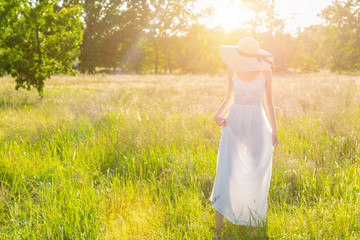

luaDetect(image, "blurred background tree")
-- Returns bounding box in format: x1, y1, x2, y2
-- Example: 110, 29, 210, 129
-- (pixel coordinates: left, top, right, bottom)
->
1, 0, 360, 95
143, 0, 210, 73
320, 0, 360, 72
76, 0, 150, 73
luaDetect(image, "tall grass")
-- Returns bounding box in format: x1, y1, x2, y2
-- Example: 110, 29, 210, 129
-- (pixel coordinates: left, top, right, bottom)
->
0, 72, 359, 239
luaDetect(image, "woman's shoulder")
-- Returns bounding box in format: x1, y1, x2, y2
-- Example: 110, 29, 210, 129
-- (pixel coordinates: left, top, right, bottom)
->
261, 69, 272, 85
261, 69, 272, 78
227, 68, 235, 76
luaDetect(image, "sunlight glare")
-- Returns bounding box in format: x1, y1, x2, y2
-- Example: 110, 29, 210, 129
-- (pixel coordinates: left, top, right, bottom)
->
199, 0, 253, 33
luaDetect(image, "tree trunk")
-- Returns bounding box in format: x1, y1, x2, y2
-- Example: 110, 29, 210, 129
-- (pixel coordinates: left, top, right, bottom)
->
155, 45, 159, 74
268, 0, 275, 37
168, 54, 173, 73
35, 23, 42, 67
253, 14, 257, 37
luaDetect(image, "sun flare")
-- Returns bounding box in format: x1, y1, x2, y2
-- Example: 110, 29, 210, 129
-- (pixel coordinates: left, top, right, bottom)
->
201, 0, 254, 32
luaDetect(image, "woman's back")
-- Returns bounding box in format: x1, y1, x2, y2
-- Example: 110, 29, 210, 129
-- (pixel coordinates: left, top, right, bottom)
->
232, 71, 265, 105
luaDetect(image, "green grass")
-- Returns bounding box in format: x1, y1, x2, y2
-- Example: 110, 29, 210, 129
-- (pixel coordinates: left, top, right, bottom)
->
0, 73, 359, 239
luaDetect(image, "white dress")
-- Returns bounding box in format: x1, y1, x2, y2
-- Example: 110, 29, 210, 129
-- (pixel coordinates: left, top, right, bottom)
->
209, 71, 274, 227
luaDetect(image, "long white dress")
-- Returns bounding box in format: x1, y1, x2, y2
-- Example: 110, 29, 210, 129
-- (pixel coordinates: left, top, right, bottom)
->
209, 71, 274, 227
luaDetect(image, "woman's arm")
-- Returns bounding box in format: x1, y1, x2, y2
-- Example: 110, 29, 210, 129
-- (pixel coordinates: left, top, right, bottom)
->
214, 69, 234, 126
263, 69, 279, 147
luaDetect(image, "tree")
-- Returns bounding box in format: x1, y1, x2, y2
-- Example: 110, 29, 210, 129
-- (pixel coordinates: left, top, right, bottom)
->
78, 0, 150, 73
177, 25, 225, 74
242, 0, 284, 37
261, 32, 296, 72
0, 0, 83, 95
320, 0, 360, 71
146, 0, 208, 73
78, 0, 101, 73
291, 52, 318, 73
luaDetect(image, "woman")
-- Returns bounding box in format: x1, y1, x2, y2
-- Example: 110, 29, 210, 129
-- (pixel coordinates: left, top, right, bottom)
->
209, 37, 279, 239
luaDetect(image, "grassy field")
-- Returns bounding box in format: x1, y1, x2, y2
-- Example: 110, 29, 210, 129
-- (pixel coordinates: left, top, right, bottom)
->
0, 72, 360, 239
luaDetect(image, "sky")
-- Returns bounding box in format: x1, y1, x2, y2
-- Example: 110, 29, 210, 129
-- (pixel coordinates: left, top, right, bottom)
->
274, 0, 333, 33
204, 0, 335, 34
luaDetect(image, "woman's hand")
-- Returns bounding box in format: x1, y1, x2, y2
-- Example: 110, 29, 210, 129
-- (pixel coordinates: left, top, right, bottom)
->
272, 132, 279, 147
214, 115, 228, 127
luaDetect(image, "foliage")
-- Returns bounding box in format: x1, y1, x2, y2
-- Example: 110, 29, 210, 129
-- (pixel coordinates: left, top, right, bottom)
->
242, 0, 284, 36
78, 0, 150, 73
176, 25, 225, 74
0, 0, 82, 95
291, 52, 318, 73
320, 0, 360, 72
1, 0, 360, 96
258, 32, 295, 72
144, 0, 210, 73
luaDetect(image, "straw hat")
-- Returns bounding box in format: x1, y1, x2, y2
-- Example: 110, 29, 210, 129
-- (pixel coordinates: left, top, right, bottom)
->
220, 37, 274, 72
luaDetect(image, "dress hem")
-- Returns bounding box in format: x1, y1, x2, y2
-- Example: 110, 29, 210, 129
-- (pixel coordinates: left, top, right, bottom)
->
209, 199, 264, 227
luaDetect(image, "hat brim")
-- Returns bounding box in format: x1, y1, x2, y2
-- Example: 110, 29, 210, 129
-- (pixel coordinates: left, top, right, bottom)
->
220, 45, 273, 72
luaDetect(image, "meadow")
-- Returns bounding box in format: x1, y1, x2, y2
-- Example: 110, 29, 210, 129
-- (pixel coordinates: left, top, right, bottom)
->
0, 72, 359, 239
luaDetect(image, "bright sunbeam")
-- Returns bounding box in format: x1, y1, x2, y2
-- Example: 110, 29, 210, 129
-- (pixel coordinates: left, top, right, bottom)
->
199, 0, 253, 32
